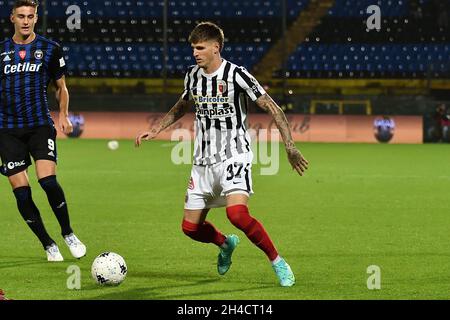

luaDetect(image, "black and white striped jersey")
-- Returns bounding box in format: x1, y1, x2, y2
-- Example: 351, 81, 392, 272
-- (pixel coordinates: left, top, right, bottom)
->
182, 59, 266, 165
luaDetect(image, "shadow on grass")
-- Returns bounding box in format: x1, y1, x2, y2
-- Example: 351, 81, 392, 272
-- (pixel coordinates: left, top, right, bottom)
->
0, 254, 91, 270
0, 256, 49, 269
297, 252, 450, 258
82, 270, 274, 300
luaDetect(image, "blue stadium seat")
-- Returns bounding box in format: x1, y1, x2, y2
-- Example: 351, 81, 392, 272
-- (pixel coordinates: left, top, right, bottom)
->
61, 42, 256, 75
41, 0, 308, 18
287, 43, 450, 76
328, 0, 408, 17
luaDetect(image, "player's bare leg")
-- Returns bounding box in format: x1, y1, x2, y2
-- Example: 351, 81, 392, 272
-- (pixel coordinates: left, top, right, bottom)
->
183, 208, 209, 225
8, 170, 29, 189
8, 170, 62, 261
35, 159, 56, 179
36, 160, 86, 259
226, 193, 249, 207
226, 193, 295, 287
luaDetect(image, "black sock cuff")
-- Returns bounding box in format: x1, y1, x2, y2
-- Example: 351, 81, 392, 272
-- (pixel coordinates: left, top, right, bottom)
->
13, 186, 31, 192
38, 175, 57, 187
13, 186, 32, 200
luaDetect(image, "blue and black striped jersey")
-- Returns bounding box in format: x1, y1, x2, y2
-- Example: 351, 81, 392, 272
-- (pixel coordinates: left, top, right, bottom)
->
0, 34, 67, 129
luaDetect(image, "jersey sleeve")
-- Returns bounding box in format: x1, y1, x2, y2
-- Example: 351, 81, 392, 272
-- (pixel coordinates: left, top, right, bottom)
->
48, 45, 67, 80
234, 66, 266, 101
181, 70, 192, 101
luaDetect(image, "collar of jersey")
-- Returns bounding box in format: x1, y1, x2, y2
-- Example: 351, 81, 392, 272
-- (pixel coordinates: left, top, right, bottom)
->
199, 59, 227, 78
11, 33, 39, 46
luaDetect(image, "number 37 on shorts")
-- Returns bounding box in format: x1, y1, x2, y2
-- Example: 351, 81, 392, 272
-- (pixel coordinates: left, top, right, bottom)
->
185, 153, 254, 209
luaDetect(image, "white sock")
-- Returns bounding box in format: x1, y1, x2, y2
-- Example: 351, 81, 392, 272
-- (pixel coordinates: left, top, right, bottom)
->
271, 255, 282, 265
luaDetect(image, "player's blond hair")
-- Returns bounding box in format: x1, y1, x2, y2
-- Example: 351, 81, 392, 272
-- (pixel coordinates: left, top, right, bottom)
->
189, 22, 225, 51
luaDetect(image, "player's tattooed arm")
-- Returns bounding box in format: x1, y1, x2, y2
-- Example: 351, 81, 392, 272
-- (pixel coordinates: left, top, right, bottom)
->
135, 98, 192, 146
255, 94, 309, 175
157, 98, 192, 132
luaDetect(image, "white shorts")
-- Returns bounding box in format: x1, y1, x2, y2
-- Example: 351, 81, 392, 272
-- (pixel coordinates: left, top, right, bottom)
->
184, 152, 254, 210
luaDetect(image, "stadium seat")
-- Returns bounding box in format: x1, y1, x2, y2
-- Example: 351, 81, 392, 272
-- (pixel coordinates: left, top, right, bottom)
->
6, 0, 444, 78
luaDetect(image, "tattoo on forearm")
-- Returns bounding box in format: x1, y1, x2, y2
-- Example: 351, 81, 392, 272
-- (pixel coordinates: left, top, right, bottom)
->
158, 99, 188, 131
256, 94, 294, 148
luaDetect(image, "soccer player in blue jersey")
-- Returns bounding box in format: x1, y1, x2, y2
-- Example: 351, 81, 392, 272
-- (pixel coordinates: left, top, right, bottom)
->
0, 0, 86, 261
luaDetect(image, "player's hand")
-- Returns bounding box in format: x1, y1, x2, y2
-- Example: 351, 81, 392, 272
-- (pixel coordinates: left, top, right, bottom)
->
135, 128, 159, 147
286, 146, 309, 176
59, 114, 73, 135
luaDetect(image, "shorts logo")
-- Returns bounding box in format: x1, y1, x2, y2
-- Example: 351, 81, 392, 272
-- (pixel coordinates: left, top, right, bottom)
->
7, 160, 26, 170
19, 50, 26, 60
188, 177, 194, 190
34, 50, 43, 60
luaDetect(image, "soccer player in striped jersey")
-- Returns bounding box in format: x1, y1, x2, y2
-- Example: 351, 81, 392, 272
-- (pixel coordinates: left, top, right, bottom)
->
136, 22, 308, 287
0, 0, 86, 261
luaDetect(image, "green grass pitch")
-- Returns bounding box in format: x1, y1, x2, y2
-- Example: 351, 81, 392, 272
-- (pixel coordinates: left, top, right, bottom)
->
0, 139, 449, 300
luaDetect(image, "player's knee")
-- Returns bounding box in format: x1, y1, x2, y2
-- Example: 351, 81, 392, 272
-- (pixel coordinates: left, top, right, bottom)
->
181, 219, 200, 238
38, 175, 66, 202
226, 205, 253, 230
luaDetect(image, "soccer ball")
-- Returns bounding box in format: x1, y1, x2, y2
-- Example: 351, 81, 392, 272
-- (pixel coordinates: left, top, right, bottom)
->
91, 252, 127, 286
107, 140, 119, 150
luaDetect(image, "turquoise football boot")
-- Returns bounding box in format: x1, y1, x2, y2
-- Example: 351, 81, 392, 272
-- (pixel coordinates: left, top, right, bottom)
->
217, 234, 240, 275
272, 257, 295, 287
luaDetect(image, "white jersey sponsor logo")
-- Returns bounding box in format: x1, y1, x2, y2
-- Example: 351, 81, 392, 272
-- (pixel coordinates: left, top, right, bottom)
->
4, 62, 43, 75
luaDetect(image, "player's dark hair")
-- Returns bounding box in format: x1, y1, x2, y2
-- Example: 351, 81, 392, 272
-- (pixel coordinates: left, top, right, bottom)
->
189, 22, 224, 51
12, 0, 39, 12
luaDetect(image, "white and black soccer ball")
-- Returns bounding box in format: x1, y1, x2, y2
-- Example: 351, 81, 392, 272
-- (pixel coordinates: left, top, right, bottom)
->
91, 252, 127, 286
